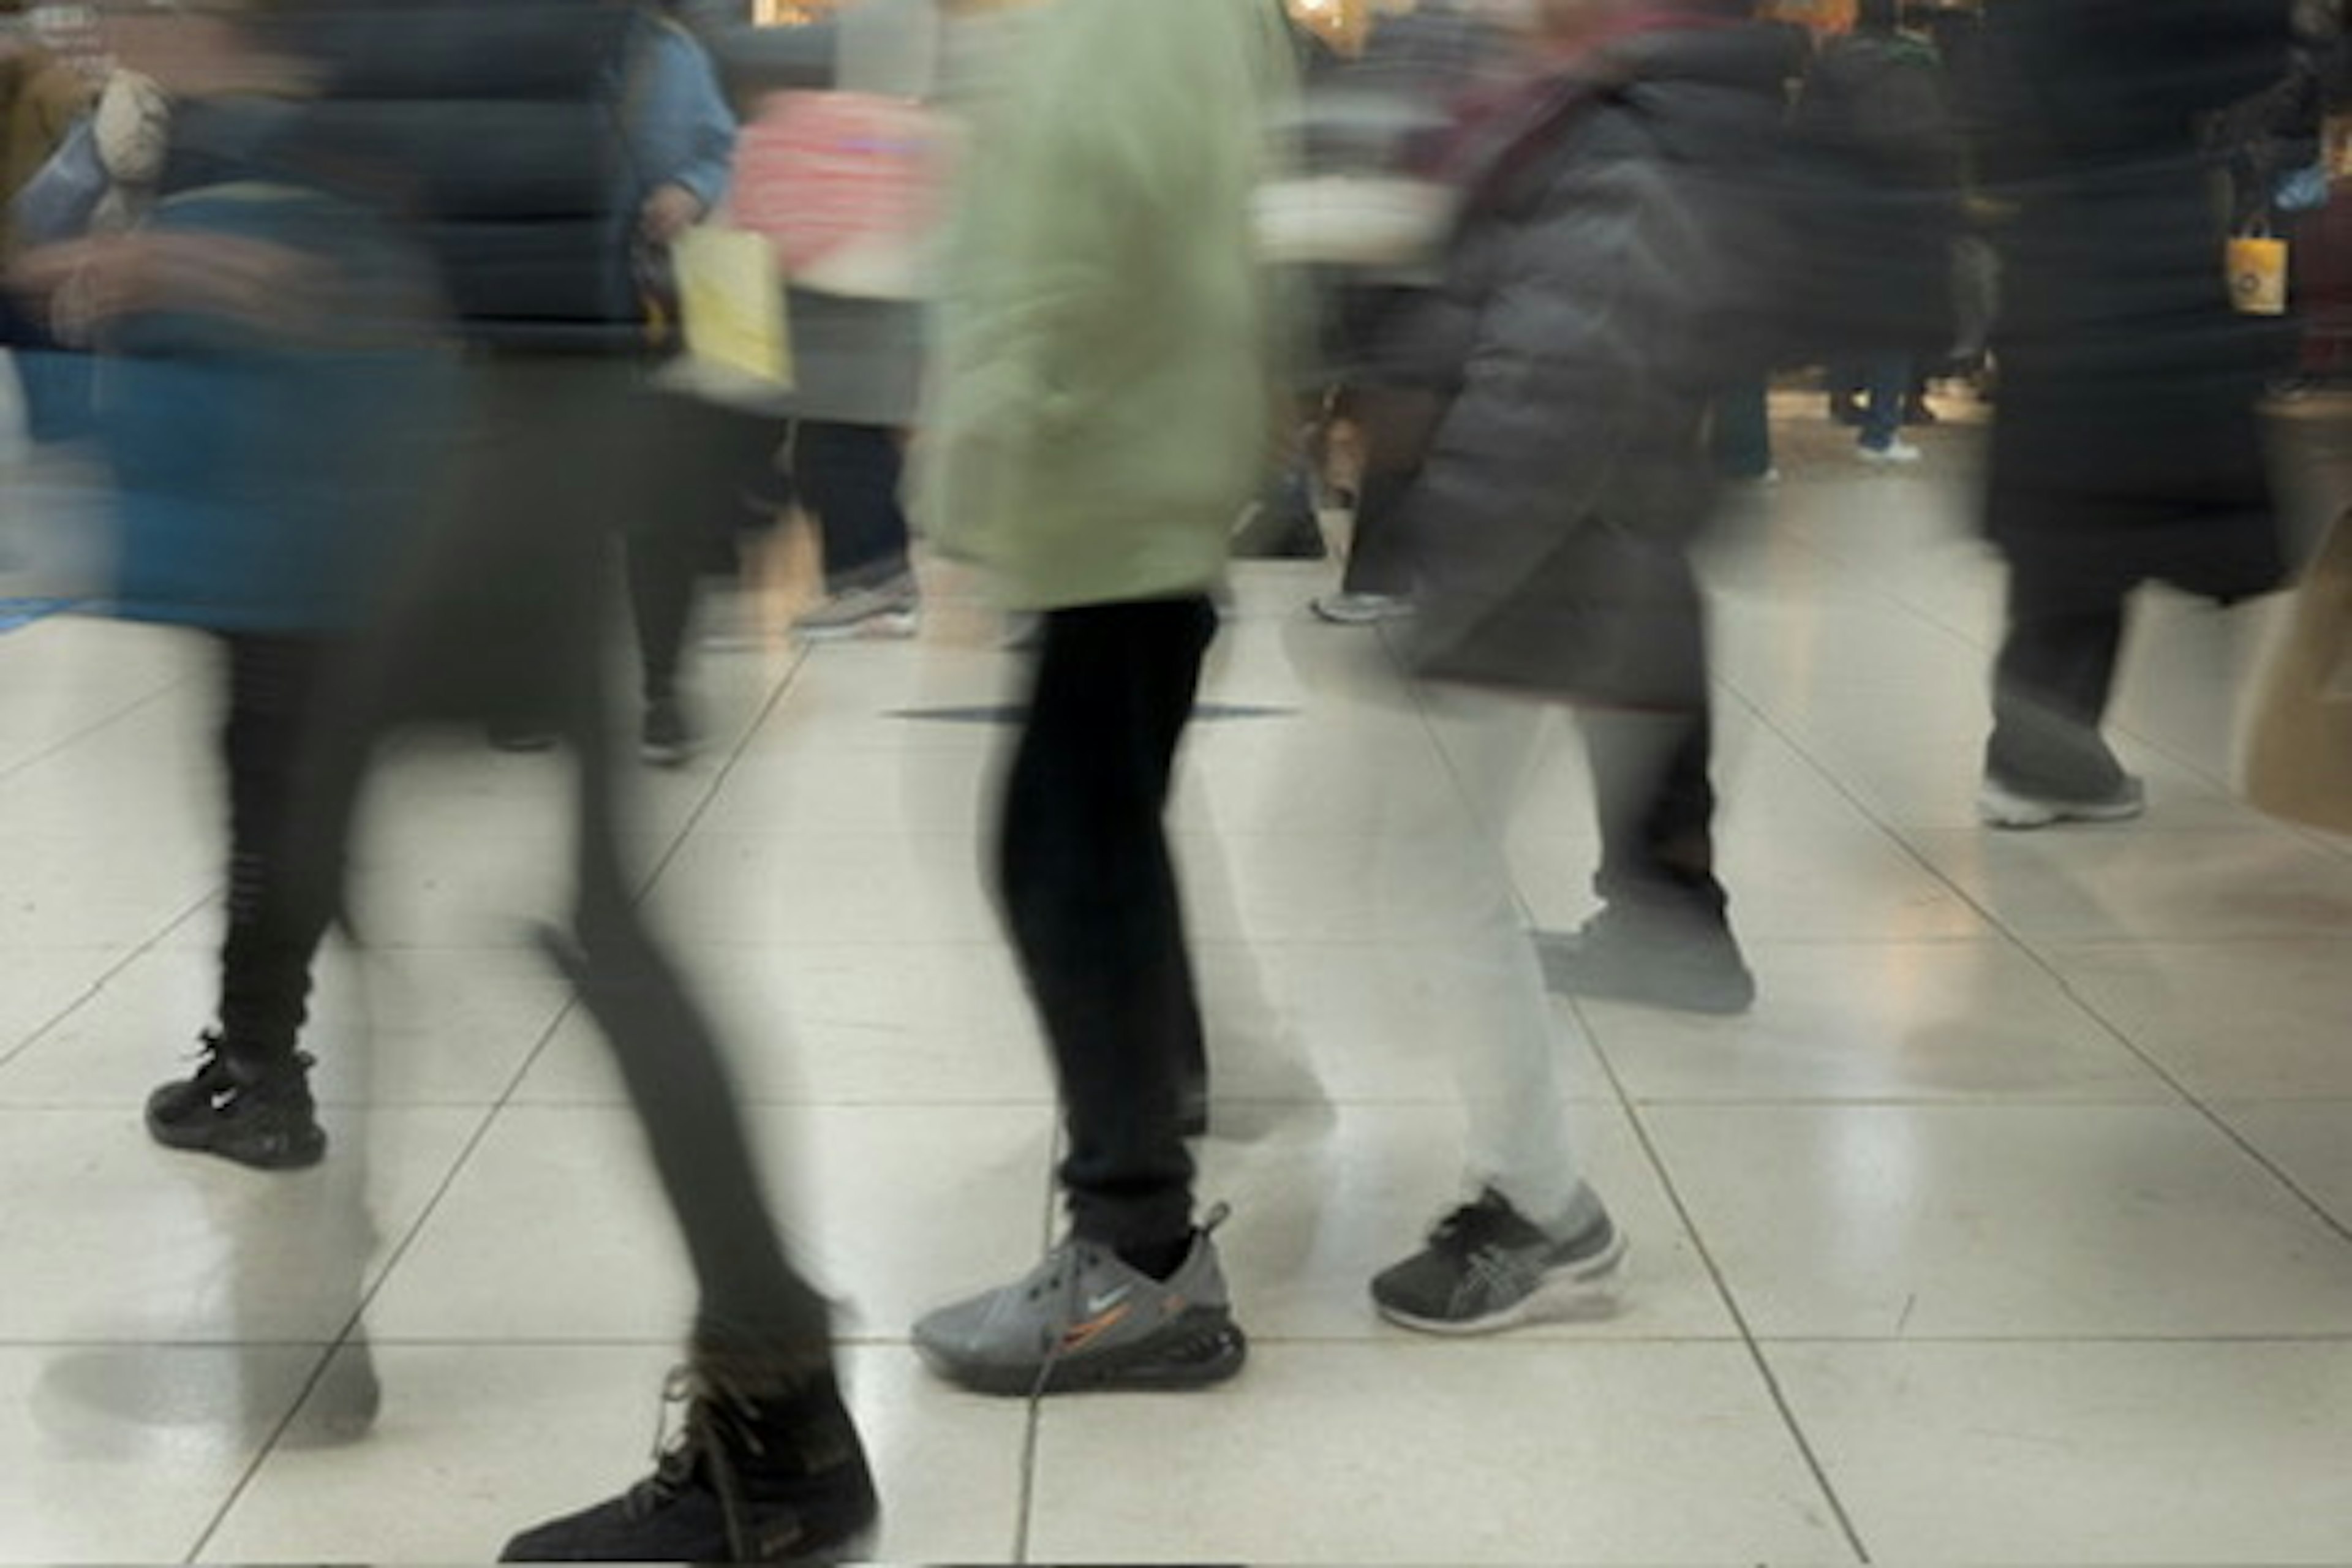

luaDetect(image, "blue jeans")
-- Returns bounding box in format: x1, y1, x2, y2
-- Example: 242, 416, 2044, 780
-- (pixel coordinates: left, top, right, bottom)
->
1855, 357, 1909, 452
1709, 380, 1774, 480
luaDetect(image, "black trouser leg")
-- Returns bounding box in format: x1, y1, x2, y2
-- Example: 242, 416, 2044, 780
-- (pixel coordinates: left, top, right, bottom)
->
216, 630, 338, 1063
289, 355, 836, 1367
794, 421, 909, 594
1581, 703, 1726, 919
1340, 466, 1417, 597
998, 596, 1215, 1253
623, 529, 698, 706
1988, 567, 2130, 798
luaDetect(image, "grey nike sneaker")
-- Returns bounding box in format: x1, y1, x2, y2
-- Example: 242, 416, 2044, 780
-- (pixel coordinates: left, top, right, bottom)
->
913, 1205, 1246, 1396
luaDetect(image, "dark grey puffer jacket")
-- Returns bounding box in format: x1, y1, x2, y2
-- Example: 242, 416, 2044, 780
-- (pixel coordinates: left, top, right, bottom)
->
1392, 20, 1793, 706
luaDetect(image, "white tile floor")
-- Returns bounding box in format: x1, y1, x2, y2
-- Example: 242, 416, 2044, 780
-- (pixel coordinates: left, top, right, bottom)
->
9, 400, 2352, 1562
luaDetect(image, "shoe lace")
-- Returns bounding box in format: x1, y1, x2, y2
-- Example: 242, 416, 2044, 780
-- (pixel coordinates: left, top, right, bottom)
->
181, 1031, 315, 1091
631, 1365, 769, 1556
1424, 1191, 1529, 1262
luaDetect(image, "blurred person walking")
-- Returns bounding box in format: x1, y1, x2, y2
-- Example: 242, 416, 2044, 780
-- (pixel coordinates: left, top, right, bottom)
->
1796, 0, 1964, 465
1359, 0, 1793, 1329
1971, 0, 2299, 828
907, 0, 1292, 1396
40, 2, 885, 1557
614, 0, 739, 766
703, 0, 944, 645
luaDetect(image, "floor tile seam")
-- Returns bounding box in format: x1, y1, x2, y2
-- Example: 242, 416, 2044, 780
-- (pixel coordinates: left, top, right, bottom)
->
179, 1337, 351, 1564
1715, 523, 2290, 830
0, 888, 221, 1071
2026, 961, 2352, 1253
182, 1085, 543, 1558
1706, 535, 2264, 817
1746, 1332, 2352, 1347
464, 644, 815, 1115
1615, 685, 2352, 1249
1009, 1126, 1066, 1565
1705, 672, 2245, 1066
1566, 989, 1874, 1566
1706, 514, 1999, 660
0, 668, 201, 790
621, 640, 817, 903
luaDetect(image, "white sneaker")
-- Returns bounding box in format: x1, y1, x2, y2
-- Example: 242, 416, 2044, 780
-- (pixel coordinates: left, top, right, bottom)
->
791, 572, 921, 643
1978, 774, 2147, 830
1857, 440, 1923, 466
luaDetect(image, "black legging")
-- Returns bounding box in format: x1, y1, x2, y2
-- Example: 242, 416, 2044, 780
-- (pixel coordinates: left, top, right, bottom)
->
215, 630, 337, 1063
283, 354, 834, 1363
998, 596, 1215, 1254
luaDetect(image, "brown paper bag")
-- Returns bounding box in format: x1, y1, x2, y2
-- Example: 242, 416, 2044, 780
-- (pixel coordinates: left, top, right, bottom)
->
2243, 509, 2352, 833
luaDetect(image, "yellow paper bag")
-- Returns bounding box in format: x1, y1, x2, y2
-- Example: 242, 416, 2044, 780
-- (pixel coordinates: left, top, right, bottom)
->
2228, 234, 2289, 316
673, 225, 792, 388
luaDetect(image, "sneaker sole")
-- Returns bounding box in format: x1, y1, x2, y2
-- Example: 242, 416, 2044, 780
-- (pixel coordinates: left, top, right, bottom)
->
146, 1109, 328, 1171
918, 1307, 1247, 1397
1537, 940, 1756, 1017
793, 610, 920, 644
1375, 1233, 1631, 1338
1311, 603, 1413, 626
1977, 781, 2147, 831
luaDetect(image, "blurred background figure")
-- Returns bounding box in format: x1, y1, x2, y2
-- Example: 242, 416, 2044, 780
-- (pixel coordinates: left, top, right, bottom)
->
1796, 0, 1964, 464
0, 0, 91, 255
1970, 0, 2301, 829
7, 0, 443, 1173
703, 0, 944, 645
909, 0, 1291, 1398
1357, 0, 1791, 1334
1264, 0, 1509, 623
613, 0, 738, 766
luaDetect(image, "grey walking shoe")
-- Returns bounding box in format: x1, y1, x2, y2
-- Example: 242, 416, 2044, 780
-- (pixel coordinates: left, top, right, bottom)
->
913, 1205, 1246, 1396
1537, 905, 1755, 1016
1977, 771, 2147, 830
1373, 1187, 1626, 1335
790, 572, 919, 643
1310, 590, 1414, 626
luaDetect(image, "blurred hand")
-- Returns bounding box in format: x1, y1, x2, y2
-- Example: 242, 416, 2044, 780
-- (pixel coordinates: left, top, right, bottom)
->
13, 232, 326, 338
640, 183, 707, 245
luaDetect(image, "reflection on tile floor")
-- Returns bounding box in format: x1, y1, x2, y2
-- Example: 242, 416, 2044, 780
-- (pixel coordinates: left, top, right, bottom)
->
10, 417, 2352, 1563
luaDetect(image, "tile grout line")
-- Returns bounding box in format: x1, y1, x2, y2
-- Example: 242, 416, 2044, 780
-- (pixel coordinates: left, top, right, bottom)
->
183, 643, 821, 1562
1011, 1120, 1066, 1565
0, 665, 201, 789
0, 885, 219, 1072
1729, 635, 2352, 1252
1568, 992, 1875, 1565
1384, 614, 1874, 1559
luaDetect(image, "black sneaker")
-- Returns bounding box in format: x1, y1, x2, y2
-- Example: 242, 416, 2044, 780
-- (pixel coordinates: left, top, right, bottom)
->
1372, 1188, 1627, 1335
640, 694, 695, 768
501, 1363, 878, 1564
1537, 905, 1755, 1016
145, 1035, 327, 1170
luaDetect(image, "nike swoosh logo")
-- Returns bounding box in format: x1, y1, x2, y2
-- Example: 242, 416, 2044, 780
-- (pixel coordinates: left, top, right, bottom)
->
1085, 1286, 1133, 1315
1058, 1300, 1133, 1353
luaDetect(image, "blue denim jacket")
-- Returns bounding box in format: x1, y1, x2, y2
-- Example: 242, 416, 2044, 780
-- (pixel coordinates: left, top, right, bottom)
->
630, 18, 737, 211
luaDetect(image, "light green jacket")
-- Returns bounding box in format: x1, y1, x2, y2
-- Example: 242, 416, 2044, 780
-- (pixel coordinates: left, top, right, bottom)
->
915, 0, 1295, 611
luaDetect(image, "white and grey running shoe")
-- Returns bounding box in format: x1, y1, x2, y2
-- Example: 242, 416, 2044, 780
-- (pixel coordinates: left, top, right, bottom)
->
791, 572, 920, 643
913, 1205, 1246, 1396
1977, 772, 2147, 830
1373, 1188, 1626, 1335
